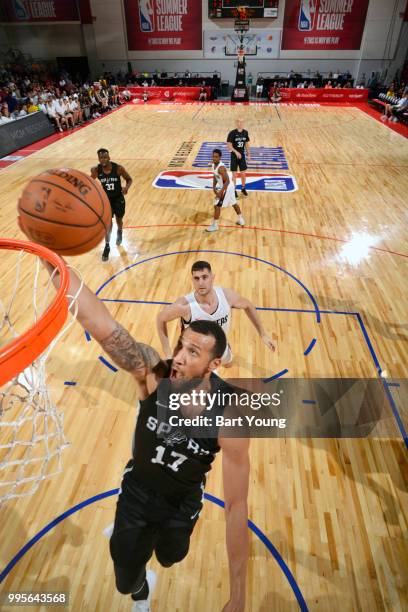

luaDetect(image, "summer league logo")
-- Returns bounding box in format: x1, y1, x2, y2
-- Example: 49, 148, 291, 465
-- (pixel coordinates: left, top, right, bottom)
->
153, 171, 298, 193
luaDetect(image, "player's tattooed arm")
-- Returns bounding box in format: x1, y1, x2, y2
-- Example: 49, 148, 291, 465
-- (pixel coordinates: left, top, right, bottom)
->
118, 165, 133, 194
101, 322, 161, 376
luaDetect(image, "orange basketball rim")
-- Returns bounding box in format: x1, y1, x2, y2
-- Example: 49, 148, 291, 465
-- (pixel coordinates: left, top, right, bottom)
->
0, 238, 69, 387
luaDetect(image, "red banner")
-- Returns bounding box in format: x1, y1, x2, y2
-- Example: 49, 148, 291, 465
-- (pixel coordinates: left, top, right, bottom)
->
282, 0, 369, 50
273, 88, 368, 102
0, 0, 79, 22
124, 0, 202, 51
120, 86, 211, 101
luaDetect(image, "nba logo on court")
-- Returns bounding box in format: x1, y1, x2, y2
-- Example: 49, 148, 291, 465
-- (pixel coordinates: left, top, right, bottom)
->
153, 171, 298, 193
298, 0, 316, 31
139, 0, 155, 32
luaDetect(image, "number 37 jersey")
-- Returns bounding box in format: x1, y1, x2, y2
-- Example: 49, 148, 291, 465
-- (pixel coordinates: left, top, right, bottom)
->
97, 162, 123, 200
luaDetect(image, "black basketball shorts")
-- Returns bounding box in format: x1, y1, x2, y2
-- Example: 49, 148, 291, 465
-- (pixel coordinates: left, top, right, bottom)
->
230, 153, 248, 172
109, 196, 126, 219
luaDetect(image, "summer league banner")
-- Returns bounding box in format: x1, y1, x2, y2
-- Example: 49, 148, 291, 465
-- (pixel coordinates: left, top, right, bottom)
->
152, 378, 407, 440
204, 29, 281, 59
0, 0, 80, 22
282, 0, 370, 50
124, 0, 202, 51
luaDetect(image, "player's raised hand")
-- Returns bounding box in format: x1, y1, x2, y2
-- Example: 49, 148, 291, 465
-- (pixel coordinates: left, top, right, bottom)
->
261, 334, 276, 352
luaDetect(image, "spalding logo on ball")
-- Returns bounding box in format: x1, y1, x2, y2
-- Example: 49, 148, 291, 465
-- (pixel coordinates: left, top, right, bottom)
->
18, 168, 112, 256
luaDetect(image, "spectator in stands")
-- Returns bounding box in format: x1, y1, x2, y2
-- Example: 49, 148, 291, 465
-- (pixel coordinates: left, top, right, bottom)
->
325, 81, 333, 89
0, 106, 13, 123
386, 85, 395, 97
177, 79, 184, 87
46, 99, 64, 131
270, 85, 282, 103
151, 78, 157, 87
13, 103, 28, 118
27, 99, 39, 113
382, 93, 408, 122
122, 87, 131, 101
199, 87, 207, 102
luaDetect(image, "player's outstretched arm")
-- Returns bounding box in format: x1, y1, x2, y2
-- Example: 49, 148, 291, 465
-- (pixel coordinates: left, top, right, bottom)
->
220, 436, 250, 612
90, 166, 98, 179
156, 301, 190, 359
45, 262, 161, 379
223, 287, 276, 352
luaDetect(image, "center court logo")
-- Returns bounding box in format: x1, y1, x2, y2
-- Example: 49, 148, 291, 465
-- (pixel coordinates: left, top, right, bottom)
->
139, 0, 154, 32
153, 171, 298, 193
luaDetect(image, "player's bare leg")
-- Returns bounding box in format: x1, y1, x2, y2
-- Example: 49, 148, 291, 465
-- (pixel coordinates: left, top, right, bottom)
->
102, 220, 113, 261
233, 203, 245, 226
206, 205, 221, 233
232, 171, 238, 198
241, 172, 248, 196
116, 216, 123, 245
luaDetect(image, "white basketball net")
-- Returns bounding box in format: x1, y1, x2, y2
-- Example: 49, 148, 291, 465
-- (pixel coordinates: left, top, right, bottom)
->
0, 250, 81, 505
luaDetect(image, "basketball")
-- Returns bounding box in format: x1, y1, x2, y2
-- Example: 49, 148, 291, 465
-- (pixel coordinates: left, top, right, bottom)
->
17, 168, 111, 256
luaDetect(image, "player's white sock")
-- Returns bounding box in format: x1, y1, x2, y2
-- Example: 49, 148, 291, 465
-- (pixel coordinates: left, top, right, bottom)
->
206, 220, 218, 232
236, 215, 245, 226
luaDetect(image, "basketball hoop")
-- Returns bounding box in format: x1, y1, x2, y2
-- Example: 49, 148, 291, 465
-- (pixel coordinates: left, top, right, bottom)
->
0, 239, 81, 505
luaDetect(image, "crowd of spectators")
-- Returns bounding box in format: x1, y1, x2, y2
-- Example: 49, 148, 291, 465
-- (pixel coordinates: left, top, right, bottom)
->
0, 66, 124, 131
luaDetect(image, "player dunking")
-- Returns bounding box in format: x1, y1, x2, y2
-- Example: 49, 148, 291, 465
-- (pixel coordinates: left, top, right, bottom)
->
91, 148, 133, 261
157, 260, 276, 365
227, 119, 250, 197
35, 261, 250, 612
206, 148, 244, 233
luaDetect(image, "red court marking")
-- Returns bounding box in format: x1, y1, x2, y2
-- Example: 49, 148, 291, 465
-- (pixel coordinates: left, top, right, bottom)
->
125, 224, 408, 260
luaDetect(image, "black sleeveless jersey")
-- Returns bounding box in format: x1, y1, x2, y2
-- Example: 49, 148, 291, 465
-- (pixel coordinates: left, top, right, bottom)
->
97, 162, 122, 200
130, 367, 233, 504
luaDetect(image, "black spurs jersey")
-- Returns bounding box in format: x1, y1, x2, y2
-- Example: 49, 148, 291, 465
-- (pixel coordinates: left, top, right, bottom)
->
130, 365, 234, 504
97, 162, 123, 200
227, 129, 250, 156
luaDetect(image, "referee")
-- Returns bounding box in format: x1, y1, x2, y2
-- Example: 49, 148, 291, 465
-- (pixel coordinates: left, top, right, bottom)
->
227, 119, 251, 197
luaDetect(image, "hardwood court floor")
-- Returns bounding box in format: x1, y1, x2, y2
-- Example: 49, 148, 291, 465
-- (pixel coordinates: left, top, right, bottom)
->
0, 103, 407, 611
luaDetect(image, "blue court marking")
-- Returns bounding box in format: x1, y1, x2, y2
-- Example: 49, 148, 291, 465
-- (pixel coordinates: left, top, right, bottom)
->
355, 313, 408, 450
64, 381, 77, 386
0, 490, 308, 612
89, 249, 321, 381
86, 290, 406, 448
302, 400, 316, 405
93, 251, 321, 328
304, 338, 317, 356
193, 142, 289, 170
98, 356, 118, 372
263, 369, 289, 383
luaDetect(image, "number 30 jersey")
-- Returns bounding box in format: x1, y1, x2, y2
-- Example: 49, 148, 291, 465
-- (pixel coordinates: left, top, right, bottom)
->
97, 162, 123, 201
